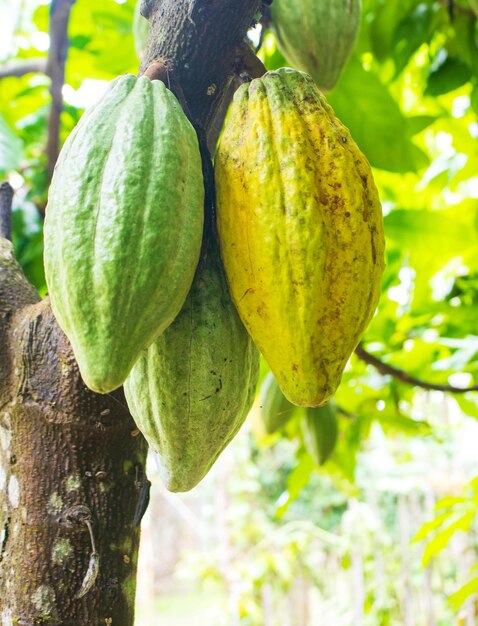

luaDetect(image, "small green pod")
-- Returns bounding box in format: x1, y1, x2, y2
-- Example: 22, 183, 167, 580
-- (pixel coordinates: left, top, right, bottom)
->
124, 240, 259, 492
271, 0, 362, 91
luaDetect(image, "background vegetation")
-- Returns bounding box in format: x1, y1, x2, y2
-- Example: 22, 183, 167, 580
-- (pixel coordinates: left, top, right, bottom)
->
1, 0, 478, 623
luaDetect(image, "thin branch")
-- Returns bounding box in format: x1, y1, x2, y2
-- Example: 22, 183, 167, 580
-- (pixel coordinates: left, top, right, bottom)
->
438, 0, 475, 19
355, 344, 478, 394
0, 59, 47, 80
0, 182, 13, 241
45, 0, 76, 185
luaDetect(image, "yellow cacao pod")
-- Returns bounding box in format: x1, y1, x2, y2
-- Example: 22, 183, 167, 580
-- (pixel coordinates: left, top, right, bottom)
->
215, 68, 385, 407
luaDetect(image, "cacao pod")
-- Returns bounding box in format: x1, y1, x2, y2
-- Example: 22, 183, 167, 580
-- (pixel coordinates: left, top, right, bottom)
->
271, 0, 361, 91
124, 239, 260, 492
260, 372, 297, 434
44, 74, 204, 393
215, 68, 385, 407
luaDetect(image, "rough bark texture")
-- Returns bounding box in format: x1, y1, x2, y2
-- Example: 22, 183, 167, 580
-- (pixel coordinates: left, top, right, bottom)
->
0, 0, 262, 624
0, 238, 148, 625
140, 0, 262, 130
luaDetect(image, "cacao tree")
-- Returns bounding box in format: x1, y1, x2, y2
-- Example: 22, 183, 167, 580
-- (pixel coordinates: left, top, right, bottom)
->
2, 0, 478, 622
0, 0, 265, 622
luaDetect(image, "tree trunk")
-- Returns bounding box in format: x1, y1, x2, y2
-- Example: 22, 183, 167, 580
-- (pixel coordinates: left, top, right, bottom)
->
0, 0, 263, 622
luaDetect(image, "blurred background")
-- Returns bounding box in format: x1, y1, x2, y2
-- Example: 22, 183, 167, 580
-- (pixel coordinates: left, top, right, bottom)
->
1, 0, 478, 624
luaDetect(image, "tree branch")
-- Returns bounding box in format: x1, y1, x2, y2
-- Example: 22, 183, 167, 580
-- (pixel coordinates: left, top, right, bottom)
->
438, 0, 475, 19
0, 58, 47, 80
45, 0, 76, 184
355, 344, 478, 394
0, 182, 13, 241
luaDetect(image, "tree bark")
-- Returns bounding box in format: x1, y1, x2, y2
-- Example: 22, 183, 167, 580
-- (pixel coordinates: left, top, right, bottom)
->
140, 0, 262, 130
0, 0, 262, 623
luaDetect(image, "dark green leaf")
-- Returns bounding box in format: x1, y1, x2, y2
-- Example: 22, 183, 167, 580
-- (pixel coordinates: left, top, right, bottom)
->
260, 372, 299, 434
426, 56, 472, 96
328, 58, 428, 172
302, 404, 338, 466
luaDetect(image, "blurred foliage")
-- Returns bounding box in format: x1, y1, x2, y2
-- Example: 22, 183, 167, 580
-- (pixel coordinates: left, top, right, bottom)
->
256, 0, 478, 490
171, 411, 478, 625
1, 0, 478, 619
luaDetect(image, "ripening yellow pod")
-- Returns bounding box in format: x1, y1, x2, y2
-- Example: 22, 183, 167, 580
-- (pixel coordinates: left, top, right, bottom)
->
215, 68, 385, 407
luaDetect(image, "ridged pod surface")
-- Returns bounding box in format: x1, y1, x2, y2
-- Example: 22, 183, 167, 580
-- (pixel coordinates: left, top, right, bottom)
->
215, 68, 385, 407
124, 241, 260, 492
44, 75, 204, 393
271, 0, 361, 91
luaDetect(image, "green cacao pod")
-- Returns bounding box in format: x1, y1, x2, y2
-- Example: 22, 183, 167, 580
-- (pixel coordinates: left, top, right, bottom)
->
215, 68, 385, 407
271, 0, 361, 91
302, 404, 338, 465
124, 239, 260, 492
44, 74, 204, 393
260, 372, 297, 434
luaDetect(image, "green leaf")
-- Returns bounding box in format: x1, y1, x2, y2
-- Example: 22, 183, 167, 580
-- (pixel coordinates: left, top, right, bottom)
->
392, 3, 441, 75
413, 511, 455, 542
260, 372, 299, 434
435, 495, 468, 510
328, 58, 428, 172
275, 453, 314, 519
0, 113, 23, 172
384, 205, 478, 303
376, 412, 432, 436
460, 394, 478, 419
470, 84, 478, 117
406, 115, 438, 134
368, 0, 418, 62
426, 56, 472, 96
422, 511, 475, 566
302, 404, 338, 466
449, 576, 478, 611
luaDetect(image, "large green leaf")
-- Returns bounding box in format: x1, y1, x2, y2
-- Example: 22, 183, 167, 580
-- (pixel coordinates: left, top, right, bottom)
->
391, 2, 441, 75
426, 56, 472, 96
328, 58, 428, 172
367, 0, 420, 61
